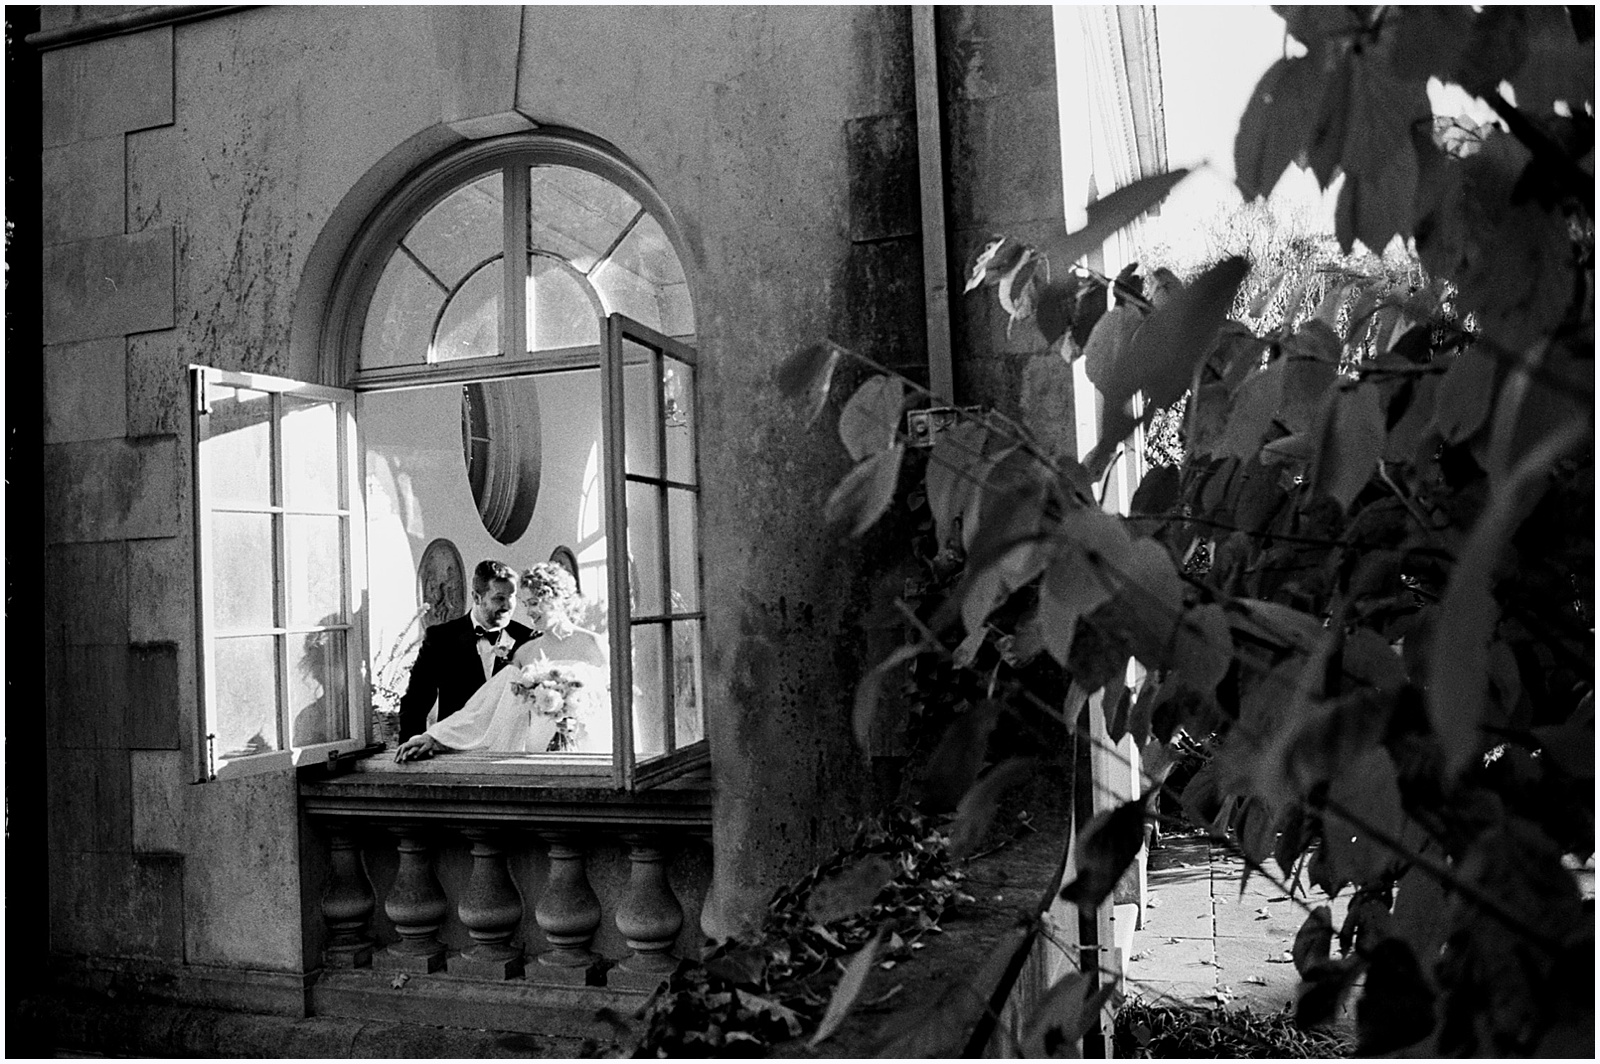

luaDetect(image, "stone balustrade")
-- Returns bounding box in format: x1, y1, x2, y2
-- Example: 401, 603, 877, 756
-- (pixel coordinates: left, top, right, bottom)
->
302, 755, 713, 991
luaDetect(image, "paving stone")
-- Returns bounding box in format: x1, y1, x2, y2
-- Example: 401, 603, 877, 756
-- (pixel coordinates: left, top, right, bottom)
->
41, 25, 173, 147
1214, 934, 1301, 1011
44, 436, 179, 544
1214, 893, 1306, 940
43, 229, 174, 344
45, 337, 127, 443
42, 135, 126, 246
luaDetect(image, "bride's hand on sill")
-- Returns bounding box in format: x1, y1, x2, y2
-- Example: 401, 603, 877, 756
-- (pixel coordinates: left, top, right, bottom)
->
394, 734, 446, 762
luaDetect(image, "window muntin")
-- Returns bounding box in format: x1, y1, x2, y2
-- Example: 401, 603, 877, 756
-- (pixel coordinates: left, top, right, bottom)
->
191, 367, 366, 780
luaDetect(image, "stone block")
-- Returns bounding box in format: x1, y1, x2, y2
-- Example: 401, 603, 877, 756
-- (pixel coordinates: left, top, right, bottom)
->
44, 435, 179, 544
184, 769, 307, 971
46, 643, 130, 751
46, 747, 132, 853
126, 329, 185, 437
48, 850, 184, 959
45, 541, 129, 644
127, 536, 192, 644
131, 749, 190, 853
44, 337, 127, 443
846, 110, 919, 243
434, 6, 534, 138
128, 641, 181, 750
42, 25, 173, 147
945, 90, 1065, 231
43, 229, 175, 344
42, 135, 127, 245
126, 125, 175, 235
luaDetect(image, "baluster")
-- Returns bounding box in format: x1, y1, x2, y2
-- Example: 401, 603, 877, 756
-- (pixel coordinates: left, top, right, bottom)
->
373, 826, 448, 974
321, 828, 375, 968
453, 827, 525, 979
532, 832, 602, 983
613, 836, 683, 985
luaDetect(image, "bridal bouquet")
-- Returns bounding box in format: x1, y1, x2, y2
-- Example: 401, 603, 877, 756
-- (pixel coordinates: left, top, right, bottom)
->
509, 663, 597, 751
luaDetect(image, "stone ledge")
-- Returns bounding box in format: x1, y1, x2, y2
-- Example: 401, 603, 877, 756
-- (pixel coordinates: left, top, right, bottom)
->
15, 990, 597, 1059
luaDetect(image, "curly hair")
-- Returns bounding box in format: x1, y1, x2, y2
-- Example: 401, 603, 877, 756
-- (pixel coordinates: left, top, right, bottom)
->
520, 561, 583, 635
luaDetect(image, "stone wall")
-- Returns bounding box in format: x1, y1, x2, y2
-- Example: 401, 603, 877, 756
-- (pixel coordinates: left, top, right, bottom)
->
36, 3, 1066, 983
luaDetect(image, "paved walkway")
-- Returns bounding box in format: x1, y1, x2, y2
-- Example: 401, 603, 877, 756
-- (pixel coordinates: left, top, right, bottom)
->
1123, 836, 1350, 1013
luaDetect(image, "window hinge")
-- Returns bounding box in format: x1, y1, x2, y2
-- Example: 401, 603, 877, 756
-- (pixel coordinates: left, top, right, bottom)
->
191, 366, 212, 415
905, 405, 984, 448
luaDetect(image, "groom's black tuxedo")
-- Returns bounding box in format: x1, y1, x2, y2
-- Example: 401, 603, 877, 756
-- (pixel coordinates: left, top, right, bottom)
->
398, 615, 537, 740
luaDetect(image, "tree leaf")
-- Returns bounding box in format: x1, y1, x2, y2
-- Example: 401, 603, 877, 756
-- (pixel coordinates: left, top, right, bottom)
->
778, 340, 844, 425
1428, 420, 1590, 774
1311, 383, 1385, 511
912, 700, 1002, 813
823, 444, 903, 537
853, 643, 925, 748
1019, 971, 1118, 1058
1043, 169, 1192, 267
948, 758, 1037, 859
924, 421, 994, 550
1295, 956, 1363, 1030
1170, 602, 1232, 697
1429, 346, 1497, 445
1099, 257, 1251, 413
807, 854, 899, 926
1356, 939, 1437, 1055
1293, 906, 1334, 977
1082, 305, 1143, 398
1215, 359, 1286, 462
837, 375, 905, 462
1037, 508, 1133, 666
1324, 748, 1408, 885
809, 929, 884, 1046
1129, 463, 1181, 520
1060, 796, 1148, 906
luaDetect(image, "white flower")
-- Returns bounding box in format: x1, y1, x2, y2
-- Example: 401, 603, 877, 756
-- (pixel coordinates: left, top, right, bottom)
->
530, 685, 565, 718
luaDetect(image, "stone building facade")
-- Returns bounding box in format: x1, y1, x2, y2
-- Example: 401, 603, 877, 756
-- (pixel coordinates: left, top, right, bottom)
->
20, 4, 1078, 1052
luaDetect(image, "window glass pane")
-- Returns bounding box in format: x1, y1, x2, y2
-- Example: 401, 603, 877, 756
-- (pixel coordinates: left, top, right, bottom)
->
667, 488, 700, 613
664, 356, 695, 485
527, 256, 600, 351
285, 514, 344, 628
631, 621, 668, 759
290, 628, 348, 746
363, 368, 607, 697
671, 619, 705, 747
407, 173, 503, 290
528, 166, 641, 272
212, 512, 277, 631
213, 635, 280, 759
434, 258, 501, 362
203, 387, 273, 507
362, 253, 443, 370
282, 396, 341, 511
622, 340, 660, 478
591, 214, 694, 335
626, 481, 663, 618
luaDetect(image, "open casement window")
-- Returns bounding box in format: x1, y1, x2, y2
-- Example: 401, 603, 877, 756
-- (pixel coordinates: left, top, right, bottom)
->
190, 366, 368, 781
349, 135, 705, 790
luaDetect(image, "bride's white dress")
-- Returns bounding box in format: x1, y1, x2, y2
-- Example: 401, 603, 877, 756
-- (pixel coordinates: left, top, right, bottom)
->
425, 627, 612, 754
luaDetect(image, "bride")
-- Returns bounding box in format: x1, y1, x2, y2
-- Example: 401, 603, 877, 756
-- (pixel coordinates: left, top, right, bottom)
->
393, 562, 611, 761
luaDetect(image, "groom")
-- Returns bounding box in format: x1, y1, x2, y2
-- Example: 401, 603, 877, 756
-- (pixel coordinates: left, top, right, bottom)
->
398, 559, 537, 741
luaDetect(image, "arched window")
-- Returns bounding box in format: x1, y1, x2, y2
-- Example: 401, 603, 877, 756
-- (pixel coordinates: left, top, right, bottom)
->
191, 133, 705, 786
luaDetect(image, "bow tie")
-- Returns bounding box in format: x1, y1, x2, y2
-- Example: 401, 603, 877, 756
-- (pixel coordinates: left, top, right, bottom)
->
474, 625, 506, 642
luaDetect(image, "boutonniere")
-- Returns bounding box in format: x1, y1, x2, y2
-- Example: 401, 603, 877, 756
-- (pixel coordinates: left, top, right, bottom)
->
492, 634, 514, 661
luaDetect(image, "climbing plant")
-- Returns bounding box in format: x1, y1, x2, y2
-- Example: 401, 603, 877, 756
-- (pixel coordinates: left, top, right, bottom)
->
779, 6, 1592, 1056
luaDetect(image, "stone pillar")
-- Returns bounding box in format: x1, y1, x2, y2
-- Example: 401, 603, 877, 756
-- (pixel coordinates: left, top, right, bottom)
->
453, 827, 525, 979
532, 832, 602, 983
373, 827, 448, 974
321, 828, 375, 968
613, 836, 683, 985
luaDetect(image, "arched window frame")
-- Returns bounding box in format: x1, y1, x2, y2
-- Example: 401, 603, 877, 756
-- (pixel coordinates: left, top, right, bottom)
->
190, 131, 706, 787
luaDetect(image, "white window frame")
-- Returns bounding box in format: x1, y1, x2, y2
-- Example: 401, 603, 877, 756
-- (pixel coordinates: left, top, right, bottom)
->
190, 365, 369, 781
